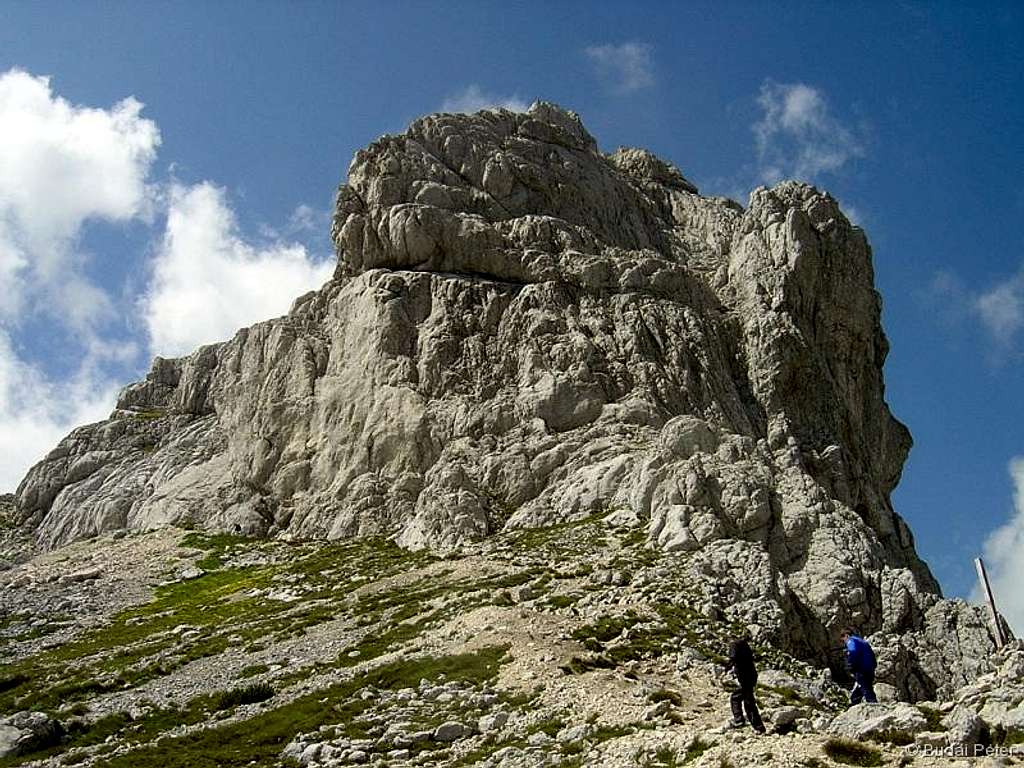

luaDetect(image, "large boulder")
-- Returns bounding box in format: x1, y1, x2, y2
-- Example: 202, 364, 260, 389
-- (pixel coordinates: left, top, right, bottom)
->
0, 711, 64, 758
828, 702, 928, 742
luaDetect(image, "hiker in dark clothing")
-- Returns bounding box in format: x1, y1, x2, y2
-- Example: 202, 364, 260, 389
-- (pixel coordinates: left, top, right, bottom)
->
841, 627, 878, 705
725, 632, 765, 733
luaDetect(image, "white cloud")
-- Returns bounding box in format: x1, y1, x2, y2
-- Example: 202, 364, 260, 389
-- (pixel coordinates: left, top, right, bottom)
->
0, 70, 336, 493
923, 265, 1024, 350
976, 271, 1024, 345
0, 330, 118, 492
975, 457, 1024, 635
143, 182, 334, 357
441, 85, 528, 114
288, 204, 321, 234
0, 68, 158, 491
753, 80, 865, 184
584, 42, 654, 93
0, 68, 160, 332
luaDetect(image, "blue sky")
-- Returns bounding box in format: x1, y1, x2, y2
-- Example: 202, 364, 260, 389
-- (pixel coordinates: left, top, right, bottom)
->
1, 2, 1021, 628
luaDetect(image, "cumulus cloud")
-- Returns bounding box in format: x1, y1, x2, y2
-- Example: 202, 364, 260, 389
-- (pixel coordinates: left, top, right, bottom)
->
143, 182, 334, 357
0, 70, 336, 491
921, 266, 1024, 351
976, 270, 1024, 345
753, 80, 865, 184
0, 68, 160, 332
584, 42, 654, 93
975, 457, 1024, 635
441, 85, 528, 114
0, 68, 159, 490
288, 204, 323, 234
0, 330, 119, 491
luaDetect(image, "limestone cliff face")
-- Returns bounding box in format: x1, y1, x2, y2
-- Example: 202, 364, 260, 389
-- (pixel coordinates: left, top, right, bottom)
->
11, 103, 996, 696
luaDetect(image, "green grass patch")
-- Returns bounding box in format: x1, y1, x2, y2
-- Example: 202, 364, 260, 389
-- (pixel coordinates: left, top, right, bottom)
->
572, 611, 644, 645
591, 723, 633, 741
822, 737, 883, 766
91, 646, 509, 768
505, 512, 605, 550
0, 673, 28, 695
209, 683, 274, 711
867, 728, 915, 746
0, 535, 440, 717
236, 663, 270, 679
130, 409, 165, 420
916, 704, 943, 731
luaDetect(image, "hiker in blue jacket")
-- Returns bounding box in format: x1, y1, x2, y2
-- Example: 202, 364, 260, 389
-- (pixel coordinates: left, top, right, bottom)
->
841, 627, 878, 705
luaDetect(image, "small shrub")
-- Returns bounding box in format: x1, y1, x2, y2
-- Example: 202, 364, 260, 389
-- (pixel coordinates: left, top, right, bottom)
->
236, 663, 270, 679
561, 654, 615, 675
637, 745, 680, 767
0, 672, 29, 694
649, 688, 683, 707
546, 594, 579, 609
868, 728, 915, 746
210, 682, 275, 711
656, 745, 680, 766
916, 704, 944, 731
683, 737, 711, 763
823, 737, 883, 766
538, 719, 564, 738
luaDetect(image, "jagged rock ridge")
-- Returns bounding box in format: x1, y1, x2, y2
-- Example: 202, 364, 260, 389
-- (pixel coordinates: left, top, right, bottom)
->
11, 102, 1000, 697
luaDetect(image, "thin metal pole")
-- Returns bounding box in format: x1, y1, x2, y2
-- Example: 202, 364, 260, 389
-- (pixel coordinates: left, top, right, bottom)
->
975, 557, 1006, 649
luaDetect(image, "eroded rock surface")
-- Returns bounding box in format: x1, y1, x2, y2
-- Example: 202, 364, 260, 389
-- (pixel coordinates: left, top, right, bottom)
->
10, 102, 1002, 697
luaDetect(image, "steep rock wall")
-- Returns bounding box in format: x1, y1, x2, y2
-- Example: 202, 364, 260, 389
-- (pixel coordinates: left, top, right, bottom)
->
12, 102, 998, 697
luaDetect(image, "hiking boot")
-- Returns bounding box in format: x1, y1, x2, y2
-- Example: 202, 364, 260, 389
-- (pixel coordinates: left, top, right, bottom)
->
727, 719, 746, 729
753, 724, 766, 734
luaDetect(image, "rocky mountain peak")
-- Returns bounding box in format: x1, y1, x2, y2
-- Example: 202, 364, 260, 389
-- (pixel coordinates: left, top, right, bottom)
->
6, 103, 1004, 699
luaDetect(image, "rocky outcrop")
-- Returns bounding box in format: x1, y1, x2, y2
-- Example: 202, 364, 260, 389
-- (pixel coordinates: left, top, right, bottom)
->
11, 102, 1003, 696
0, 712, 64, 759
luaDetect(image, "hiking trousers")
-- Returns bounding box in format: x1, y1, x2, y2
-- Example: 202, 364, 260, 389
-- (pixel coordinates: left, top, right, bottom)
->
850, 669, 878, 705
730, 680, 764, 729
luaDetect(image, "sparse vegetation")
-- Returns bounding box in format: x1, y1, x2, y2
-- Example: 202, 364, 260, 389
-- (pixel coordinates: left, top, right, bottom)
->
916, 703, 944, 731
0, 512, 949, 768
236, 662, 270, 679
867, 728, 915, 746
649, 688, 684, 706
87, 646, 509, 768
209, 682, 275, 710
682, 737, 711, 763
130, 409, 166, 420
823, 737, 883, 766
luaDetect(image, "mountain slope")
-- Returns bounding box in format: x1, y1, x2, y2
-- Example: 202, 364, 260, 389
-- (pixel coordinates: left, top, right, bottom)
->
10, 102, 1002, 698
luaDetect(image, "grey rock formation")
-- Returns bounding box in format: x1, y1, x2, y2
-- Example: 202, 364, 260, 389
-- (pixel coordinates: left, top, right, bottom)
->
827, 701, 928, 741
0, 493, 33, 570
0, 711, 64, 759
10, 102, 1002, 696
